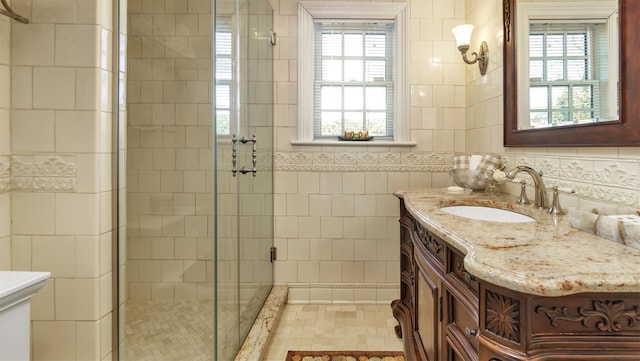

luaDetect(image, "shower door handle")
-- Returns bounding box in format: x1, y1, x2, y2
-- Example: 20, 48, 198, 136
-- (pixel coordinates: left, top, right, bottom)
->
231, 134, 238, 176
233, 134, 257, 177
250, 134, 257, 177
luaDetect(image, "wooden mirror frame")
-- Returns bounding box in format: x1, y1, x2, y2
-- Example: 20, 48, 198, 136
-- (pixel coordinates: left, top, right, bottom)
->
503, 0, 640, 147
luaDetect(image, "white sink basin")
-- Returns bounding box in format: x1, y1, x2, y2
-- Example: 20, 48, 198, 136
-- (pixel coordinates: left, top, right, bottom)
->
0, 271, 50, 361
441, 206, 535, 223
0, 271, 50, 312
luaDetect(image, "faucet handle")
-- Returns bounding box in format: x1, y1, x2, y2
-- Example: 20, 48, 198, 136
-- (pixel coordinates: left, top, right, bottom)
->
516, 180, 530, 205
556, 187, 575, 194
546, 186, 574, 215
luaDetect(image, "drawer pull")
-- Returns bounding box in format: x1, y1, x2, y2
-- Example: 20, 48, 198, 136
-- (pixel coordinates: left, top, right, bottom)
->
465, 327, 477, 338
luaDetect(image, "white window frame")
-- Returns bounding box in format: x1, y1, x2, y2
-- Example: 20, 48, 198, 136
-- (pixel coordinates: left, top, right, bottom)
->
215, 19, 233, 136
516, 1, 618, 129
295, 1, 410, 145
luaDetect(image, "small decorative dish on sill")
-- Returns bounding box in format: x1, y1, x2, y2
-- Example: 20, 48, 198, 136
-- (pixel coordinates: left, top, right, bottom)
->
338, 130, 373, 141
338, 136, 374, 141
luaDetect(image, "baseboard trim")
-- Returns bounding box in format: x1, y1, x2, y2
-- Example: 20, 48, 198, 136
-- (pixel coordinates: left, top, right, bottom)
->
281, 283, 399, 304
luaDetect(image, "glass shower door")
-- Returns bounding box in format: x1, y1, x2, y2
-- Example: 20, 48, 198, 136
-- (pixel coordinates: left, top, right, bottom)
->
214, 0, 274, 358
120, 0, 217, 359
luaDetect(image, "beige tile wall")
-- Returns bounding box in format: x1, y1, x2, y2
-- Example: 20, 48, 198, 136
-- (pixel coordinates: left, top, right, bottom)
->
126, 0, 214, 301
273, 0, 639, 304
274, 165, 446, 303
271, 0, 467, 303
464, 0, 640, 211
0, 13, 10, 269
5, 0, 117, 360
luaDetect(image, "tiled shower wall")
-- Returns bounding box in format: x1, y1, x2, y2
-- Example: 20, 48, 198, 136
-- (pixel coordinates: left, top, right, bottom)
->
272, 0, 467, 303
464, 0, 640, 211
126, 0, 215, 301
0, 13, 9, 269
4, 0, 117, 359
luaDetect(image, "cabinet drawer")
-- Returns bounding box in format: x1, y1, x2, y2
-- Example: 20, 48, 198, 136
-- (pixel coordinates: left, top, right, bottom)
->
446, 288, 479, 354
448, 248, 479, 293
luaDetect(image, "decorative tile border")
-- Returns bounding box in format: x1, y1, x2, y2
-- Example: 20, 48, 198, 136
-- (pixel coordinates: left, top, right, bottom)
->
0, 179, 9, 193
10, 156, 33, 176
274, 151, 454, 172
34, 156, 76, 177
0, 156, 10, 193
0, 159, 9, 178
506, 153, 640, 208
272, 151, 640, 208
33, 177, 77, 191
539, 178, 638, 208
593, 162, 638, 188
1, 155, 78, 192
4, 149, 634, 207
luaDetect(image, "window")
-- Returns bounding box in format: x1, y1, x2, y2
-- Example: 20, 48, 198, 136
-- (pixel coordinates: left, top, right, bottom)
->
296, 2, 409, 144
314, 21, 394, 139
517, 2, 618, 129
215, 21, 233, 135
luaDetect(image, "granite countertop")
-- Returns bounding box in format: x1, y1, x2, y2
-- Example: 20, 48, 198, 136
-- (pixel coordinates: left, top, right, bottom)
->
395, 188, 640, 297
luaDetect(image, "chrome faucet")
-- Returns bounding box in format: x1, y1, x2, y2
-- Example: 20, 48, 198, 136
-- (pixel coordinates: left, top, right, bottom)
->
506, 166, 547, 209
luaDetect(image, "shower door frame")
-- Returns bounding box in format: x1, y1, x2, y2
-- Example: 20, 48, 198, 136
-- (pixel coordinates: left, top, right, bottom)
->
214, 0, 275, 359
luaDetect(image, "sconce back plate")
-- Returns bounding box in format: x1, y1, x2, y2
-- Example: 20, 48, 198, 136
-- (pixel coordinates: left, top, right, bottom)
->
479, 41, 488, 75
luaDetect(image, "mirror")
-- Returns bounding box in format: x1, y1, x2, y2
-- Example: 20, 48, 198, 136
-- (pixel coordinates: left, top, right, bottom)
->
503, 0, 640, 146
517, 2, 619, 130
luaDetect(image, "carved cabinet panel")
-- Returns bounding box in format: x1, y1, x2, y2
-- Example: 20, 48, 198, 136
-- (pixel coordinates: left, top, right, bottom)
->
416, 257, 441, 361
533, 296, 640, 334
477, 283, 640, 360
479, 285, 526, 355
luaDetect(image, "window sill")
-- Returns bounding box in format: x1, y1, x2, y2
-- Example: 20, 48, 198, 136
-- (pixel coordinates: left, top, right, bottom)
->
291, 140, 417, 147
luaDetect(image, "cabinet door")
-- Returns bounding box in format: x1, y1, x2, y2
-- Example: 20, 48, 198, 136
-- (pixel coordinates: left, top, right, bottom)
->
415, 257, 441, 361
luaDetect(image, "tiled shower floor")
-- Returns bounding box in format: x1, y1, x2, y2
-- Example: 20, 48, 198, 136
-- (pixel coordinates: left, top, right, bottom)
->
120, 301, 402, 361
121, 300, 215, 361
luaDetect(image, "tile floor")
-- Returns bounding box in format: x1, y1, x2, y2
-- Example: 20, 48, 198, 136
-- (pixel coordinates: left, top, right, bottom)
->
262, 304, 404, 361
121, 300, 214, 361
119, 300, 403, 361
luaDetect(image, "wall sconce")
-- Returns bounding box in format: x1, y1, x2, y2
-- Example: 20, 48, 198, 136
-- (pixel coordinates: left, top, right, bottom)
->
451, 24, 488, 75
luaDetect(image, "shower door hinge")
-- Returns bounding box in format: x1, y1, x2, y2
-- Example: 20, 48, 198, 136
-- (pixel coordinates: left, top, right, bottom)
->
270, 246, 277, 263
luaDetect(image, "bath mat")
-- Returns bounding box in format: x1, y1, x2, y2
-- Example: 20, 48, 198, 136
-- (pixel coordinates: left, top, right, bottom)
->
285, 350, 405, 361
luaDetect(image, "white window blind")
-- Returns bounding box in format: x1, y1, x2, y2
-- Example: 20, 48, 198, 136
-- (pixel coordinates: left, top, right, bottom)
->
215, 21, 232, 135
528, 21, 610, 127
313, 21, 395, 139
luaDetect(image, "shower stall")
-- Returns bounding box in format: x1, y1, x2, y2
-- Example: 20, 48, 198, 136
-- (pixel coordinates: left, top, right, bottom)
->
117, 0, 274, 359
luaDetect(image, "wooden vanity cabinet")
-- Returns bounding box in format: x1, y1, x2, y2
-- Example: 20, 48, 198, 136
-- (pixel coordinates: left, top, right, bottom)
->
392, 200, 444, 361
393, 200, 480, 361
392, 200, 640, 361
